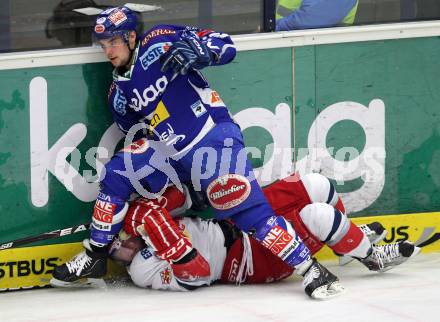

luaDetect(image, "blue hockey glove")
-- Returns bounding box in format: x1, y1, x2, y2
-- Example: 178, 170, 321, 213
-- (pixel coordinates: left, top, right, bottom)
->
160, 34, 215, 75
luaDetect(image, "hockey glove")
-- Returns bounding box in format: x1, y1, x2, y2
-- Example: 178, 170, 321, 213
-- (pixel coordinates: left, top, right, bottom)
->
123, 198, 193, 263
160, 34, 215, 75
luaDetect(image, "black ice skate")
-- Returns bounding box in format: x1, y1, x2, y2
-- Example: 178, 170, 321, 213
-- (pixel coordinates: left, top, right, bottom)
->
50, 239, 107, 288
338, 221, 388, 266
300, 258, 345, 300
359, 241, 420, 272
359, 222, 388, 244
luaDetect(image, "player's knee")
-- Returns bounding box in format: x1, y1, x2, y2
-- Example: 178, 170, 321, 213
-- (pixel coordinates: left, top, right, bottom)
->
301, 173, 339, 206
299, 203, 346, 242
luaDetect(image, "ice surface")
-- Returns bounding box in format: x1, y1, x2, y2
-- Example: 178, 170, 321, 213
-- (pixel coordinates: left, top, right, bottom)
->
1, 253, 439, 322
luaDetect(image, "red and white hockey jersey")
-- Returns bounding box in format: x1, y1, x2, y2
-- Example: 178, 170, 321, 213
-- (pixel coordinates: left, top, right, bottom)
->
128, 174, 333, 290
128, 216, 227, 291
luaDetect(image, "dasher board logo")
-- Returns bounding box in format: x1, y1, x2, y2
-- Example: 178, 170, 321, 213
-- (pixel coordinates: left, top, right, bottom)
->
207, 174, 251, 210
351, 212, 440, 250
27, 75, 386, 215
0, 257, 58, 280
0, 242, 127, 291
0, 243, 83, 291
312, 212, 440, 262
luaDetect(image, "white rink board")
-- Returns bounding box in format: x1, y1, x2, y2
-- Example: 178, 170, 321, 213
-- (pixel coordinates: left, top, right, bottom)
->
2, 21, 440, 70
1, 253, 439, 322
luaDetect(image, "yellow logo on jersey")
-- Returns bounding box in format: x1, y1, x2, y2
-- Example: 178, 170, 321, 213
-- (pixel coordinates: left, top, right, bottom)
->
150, 101, 170, 130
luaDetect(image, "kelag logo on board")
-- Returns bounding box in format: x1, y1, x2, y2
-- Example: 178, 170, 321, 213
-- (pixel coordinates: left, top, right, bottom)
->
28, 77, 386, 214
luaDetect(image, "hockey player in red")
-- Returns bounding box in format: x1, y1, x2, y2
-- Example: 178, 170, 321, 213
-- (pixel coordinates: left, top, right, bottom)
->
108, 173, 420, 298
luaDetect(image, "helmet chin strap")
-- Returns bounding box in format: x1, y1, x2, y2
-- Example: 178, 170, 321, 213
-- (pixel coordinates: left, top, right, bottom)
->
125, 31, 137, 67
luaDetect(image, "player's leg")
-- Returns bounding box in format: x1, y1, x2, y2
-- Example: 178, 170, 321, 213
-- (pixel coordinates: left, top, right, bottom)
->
298, 203, 420, 272
186, 122, 343, 299
50, 155, 133, 286
51, 140, 172, 286
299, 173, 389, 265
301, 173, 346, 214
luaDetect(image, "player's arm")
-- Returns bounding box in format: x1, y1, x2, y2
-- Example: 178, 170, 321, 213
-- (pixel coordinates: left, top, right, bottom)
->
123, 197, 211, 290
160, 26, 236, 75
195, 28, 236, 66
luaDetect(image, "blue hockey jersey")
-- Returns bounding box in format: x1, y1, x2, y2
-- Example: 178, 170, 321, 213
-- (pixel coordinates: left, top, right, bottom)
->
107, 25, 237, 155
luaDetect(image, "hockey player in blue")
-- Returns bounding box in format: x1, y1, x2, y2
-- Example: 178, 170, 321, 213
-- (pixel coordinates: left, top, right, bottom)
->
51, 6, 343, 299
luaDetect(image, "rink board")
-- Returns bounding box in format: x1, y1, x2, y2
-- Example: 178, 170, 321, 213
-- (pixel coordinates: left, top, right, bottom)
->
2, 36, 440, 247
1, 23, 440, 291
0, 242, 126, 291
1, 211, 439, 291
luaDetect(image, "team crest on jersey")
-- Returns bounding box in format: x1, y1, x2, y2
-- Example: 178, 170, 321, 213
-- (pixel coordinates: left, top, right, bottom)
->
160, 267, 172, 285
207, 174, 251, 210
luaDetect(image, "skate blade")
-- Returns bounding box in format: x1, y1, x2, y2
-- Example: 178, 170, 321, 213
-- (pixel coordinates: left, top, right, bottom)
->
410, 245, 421, 258
310, 281, 345, 300
339, 230, 388, 266
49, 277, 107, 289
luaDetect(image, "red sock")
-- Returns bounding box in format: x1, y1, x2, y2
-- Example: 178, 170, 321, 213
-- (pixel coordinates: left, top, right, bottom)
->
330, 222, 364, 255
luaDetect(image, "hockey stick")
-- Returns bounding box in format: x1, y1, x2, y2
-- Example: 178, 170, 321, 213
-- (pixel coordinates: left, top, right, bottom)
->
0, 223, 90, 251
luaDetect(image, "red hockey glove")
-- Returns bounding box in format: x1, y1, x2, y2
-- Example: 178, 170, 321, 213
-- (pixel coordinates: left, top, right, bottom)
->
124, 198, 192, 262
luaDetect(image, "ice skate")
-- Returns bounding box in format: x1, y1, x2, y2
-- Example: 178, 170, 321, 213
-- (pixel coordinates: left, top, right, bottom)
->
50, 239, 107, 288
300, 258, 345, 300
359, 241, 421, 272
339, 222, 387, 266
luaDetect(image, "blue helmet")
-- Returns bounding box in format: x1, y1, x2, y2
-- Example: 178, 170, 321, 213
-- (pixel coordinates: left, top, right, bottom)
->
93, 6, 137, 41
